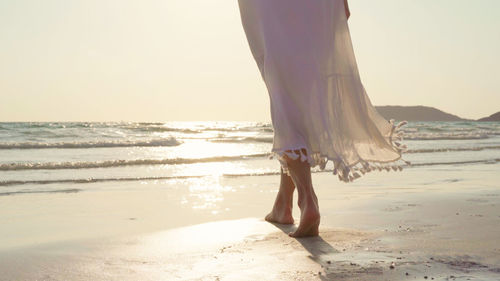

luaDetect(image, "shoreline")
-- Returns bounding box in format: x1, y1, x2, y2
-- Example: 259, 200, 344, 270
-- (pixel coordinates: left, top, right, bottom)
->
1, 164, 499, 280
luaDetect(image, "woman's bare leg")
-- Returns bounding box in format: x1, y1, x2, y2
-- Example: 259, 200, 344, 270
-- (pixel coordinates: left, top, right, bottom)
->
265, 167, 295, 224
285, 150, 320, 237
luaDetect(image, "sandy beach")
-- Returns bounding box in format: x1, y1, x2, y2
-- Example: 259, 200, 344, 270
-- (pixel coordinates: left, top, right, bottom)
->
1, 163, 499, 281
1, 0, 499, 279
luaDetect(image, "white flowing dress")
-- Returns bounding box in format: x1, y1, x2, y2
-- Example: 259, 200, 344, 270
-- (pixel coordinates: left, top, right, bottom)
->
238, 0, 409, 182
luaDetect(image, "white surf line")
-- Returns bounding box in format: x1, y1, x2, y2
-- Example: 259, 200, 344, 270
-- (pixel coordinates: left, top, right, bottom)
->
0, 154, 270, 171
2, 158, 499, 187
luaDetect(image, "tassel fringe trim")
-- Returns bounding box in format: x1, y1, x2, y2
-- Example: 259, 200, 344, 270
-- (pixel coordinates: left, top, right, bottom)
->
270, 120, 411, 183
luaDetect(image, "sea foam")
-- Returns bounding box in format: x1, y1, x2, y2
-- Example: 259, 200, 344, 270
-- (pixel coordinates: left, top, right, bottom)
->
0, 137, 181, 149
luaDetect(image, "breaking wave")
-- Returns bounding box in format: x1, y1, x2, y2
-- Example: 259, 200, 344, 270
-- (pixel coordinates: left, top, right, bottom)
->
0, 188, 81, 196
0, 137, 181, 149
1, 158, 499, 188
407, 145, 500, 153
0, 153, 270, 171
210, 136, 273, 143
404, 133, 493, 140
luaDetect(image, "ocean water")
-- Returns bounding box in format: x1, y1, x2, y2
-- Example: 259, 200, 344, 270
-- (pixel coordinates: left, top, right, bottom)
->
0, 121, 499, 195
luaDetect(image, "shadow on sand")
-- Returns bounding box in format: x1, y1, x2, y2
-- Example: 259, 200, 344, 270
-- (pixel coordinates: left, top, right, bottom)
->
270, 222, 340, 279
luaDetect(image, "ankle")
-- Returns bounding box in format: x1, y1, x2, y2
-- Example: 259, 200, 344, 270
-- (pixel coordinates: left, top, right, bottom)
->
297, 194, 319, 210
274, 201, 293, 214
276, 191, 293, 205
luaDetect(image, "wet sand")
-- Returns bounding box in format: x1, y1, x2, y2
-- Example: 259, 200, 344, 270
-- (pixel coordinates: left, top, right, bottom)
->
1, 164, 499, 280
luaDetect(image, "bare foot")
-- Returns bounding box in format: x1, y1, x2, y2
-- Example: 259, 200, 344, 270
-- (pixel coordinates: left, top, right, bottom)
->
265, 173, 295, 224
289, 203, 320, 237
265, 203, 294, 224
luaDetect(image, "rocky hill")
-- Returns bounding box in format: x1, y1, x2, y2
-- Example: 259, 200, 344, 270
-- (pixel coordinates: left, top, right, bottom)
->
477, 112, 500, 122
375, 105, 468, 122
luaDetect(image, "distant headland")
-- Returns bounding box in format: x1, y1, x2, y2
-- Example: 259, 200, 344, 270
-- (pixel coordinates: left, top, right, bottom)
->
477, 112, 500, 122
375, 105, 500, 122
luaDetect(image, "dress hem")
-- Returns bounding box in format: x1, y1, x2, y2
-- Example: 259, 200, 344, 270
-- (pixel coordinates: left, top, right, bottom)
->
269, 120, 410, 183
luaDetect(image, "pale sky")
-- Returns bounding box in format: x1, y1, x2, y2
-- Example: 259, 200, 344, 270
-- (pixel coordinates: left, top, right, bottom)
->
1, 0, 499, 122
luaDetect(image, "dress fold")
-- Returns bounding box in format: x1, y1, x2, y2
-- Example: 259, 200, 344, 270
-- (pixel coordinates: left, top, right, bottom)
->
238, 0, 409, 182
